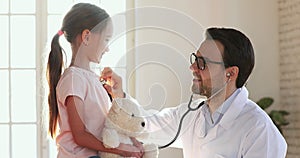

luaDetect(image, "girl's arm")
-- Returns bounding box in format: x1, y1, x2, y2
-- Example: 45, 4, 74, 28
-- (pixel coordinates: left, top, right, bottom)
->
66, 96, 143, 157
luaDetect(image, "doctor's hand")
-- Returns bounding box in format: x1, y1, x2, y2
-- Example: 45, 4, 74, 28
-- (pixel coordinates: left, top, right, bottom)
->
100, 67, 125, 98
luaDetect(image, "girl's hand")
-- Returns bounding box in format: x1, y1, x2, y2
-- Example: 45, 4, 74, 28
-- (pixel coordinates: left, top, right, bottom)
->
130, 137, 144, 153
117, 143, 144, 158
100, 67, 125, 98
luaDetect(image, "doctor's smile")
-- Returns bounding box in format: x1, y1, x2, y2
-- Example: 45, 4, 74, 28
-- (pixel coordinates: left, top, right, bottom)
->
192, 77, 202, 83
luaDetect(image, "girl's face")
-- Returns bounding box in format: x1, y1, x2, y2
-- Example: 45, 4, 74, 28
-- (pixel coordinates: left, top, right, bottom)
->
87, 21, 113, 64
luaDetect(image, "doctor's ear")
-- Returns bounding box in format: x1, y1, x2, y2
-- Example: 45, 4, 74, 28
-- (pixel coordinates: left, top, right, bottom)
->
225, 66, 239, 79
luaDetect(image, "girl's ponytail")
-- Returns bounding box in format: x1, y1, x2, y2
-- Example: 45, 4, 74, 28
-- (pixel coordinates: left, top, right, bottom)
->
46, 32, 64, 138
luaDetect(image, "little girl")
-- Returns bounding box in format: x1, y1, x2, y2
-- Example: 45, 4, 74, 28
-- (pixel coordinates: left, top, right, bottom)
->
46, 3, 143, 158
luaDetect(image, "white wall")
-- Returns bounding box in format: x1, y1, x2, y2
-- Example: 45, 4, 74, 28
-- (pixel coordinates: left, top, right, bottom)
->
130, 0, 279, 157
132, 0, 280, 108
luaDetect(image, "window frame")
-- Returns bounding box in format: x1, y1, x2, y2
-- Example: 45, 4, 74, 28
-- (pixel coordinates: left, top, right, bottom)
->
0, 0, 40, 158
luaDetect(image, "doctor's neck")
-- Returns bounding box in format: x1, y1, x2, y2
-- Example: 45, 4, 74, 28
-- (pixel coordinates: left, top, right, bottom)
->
206, 86, 237, 114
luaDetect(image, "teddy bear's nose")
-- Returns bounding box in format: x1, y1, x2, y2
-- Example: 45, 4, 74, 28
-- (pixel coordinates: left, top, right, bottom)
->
141, 121, 145, 127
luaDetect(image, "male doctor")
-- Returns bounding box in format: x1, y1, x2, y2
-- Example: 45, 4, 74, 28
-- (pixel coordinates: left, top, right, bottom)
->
101, 27, 287, 158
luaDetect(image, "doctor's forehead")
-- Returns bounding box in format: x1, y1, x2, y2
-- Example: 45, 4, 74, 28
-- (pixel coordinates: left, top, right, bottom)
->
196, 40, 224, 59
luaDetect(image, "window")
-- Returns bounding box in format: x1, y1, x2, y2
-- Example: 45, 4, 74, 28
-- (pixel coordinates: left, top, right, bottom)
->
0, 0, 128, 157
0, 0, 37, 157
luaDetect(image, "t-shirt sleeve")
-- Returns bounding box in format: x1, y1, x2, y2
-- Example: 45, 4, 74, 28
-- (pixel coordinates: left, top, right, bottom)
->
56, 72, 87, 106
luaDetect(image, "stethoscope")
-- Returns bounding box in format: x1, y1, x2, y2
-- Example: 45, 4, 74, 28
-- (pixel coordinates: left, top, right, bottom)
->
101, 74, 231, 149
158, 77, 231, 149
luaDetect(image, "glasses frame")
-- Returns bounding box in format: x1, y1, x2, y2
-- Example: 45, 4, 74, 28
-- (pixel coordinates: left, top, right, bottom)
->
190, 53, 225, 70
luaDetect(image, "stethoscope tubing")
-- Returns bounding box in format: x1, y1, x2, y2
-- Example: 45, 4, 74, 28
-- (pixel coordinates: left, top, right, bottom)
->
158, 79, 229, 149
158, 95, 205, 149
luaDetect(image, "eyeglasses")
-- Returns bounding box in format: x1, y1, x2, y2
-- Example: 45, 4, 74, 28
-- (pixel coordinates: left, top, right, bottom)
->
190, 53, 225, 70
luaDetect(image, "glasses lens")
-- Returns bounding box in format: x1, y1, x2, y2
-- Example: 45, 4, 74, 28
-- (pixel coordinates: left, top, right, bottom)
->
190, 53, 195, 65
190, 53, 205, 70
197, 57, 205, 70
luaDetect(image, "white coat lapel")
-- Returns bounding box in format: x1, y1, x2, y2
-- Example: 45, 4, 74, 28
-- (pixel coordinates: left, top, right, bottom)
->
200, 124, 219, 145
219, 87, 248, 130
197, 87, 249, 145
196, 110, 219, 145
195, 110, 206, 138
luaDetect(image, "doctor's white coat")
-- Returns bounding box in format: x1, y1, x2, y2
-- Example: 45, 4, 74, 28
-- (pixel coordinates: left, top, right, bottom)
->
145, 87, 287, 158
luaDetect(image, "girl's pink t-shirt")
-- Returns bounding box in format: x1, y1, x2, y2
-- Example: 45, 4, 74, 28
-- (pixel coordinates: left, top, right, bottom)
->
55, 66, 111, 158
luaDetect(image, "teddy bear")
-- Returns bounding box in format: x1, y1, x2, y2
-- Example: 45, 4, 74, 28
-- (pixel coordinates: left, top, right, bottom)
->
100, 98, 159, 158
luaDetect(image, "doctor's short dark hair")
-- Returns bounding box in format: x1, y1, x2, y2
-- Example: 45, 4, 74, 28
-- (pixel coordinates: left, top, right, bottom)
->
205, 27, 255, 88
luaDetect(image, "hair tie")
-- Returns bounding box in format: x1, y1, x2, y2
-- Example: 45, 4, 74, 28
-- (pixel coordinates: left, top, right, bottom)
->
57, 30, 64, 36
